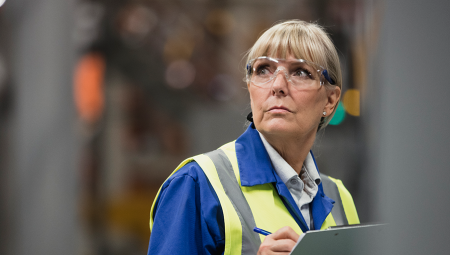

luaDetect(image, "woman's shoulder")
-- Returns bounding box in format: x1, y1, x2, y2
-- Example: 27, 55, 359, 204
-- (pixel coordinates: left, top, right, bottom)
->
150, 160, 225, 254
159, 160, 217, 200
164, 160, 203, 183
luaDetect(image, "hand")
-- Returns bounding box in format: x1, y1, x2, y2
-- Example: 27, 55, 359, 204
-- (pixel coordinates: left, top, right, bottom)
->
257, 226, 300, 255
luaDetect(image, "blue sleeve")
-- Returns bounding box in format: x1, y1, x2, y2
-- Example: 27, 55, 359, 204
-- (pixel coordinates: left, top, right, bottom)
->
148, 162, 225, 255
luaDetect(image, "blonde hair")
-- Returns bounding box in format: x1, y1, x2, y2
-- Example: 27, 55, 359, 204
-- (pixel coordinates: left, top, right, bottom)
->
244, 20, 342, 130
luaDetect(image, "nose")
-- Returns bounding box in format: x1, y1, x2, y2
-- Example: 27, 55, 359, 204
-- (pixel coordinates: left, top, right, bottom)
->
271, 67, 289, 95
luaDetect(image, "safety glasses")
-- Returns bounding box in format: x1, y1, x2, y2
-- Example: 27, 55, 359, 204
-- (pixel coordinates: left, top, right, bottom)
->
246, 56, 336, 90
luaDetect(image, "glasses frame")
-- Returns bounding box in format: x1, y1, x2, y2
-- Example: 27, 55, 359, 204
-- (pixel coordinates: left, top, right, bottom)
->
246, 56, 336, 88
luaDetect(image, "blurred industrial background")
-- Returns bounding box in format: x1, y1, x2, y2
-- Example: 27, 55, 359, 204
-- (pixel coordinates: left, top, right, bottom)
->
1, 0, 449, 255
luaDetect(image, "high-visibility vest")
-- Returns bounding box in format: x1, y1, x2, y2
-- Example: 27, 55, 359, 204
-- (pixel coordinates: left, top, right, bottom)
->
150, 141, 359, 255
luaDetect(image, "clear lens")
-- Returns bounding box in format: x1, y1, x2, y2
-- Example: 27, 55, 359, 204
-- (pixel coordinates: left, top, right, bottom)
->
247, 57, 326, 90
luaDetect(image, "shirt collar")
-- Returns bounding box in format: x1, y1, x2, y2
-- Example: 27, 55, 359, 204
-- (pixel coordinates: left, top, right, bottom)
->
258, 131, 321, 186
258, 131, 297, 184
304, 153, 321, 185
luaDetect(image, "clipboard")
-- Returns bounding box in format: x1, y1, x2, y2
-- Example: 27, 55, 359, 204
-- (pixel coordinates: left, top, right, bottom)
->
290, 224, 387, 255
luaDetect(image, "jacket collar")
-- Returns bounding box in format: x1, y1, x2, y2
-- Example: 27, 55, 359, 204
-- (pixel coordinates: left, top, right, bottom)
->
235, 123, 278, 186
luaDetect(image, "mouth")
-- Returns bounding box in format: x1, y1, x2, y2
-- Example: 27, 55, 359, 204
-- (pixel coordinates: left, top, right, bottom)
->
267, 106, 291, 113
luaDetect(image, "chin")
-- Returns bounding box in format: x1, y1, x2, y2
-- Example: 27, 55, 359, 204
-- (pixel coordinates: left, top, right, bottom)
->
258, 120, 298, 137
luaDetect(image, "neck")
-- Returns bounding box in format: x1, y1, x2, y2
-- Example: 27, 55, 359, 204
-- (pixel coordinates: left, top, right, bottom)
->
261, 131, 316, 174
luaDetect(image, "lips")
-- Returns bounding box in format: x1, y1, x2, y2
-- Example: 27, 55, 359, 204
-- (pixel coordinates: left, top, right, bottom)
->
268, 106, 291, 113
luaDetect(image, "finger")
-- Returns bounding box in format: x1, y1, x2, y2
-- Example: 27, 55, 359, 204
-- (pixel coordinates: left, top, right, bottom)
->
258, 241, 292, 255
269, 239, 298, 252
271, 226, 300, 242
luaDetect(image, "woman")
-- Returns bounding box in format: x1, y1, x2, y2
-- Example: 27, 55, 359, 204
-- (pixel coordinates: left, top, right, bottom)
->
148, 20, 359, 255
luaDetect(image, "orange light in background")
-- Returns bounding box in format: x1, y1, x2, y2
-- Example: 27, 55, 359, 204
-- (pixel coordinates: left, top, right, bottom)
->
74, 53, 106, 123
342, 89, 360, 116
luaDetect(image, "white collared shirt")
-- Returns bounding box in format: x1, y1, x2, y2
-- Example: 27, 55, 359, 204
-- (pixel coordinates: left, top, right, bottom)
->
258, 132, 321, 229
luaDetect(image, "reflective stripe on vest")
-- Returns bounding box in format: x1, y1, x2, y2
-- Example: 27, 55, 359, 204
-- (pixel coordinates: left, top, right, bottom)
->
204, 149, 261, 255
149, 141, 359, 255
321, 174, 348, 226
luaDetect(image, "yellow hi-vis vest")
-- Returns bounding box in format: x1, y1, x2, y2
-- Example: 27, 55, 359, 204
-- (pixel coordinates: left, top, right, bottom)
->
150, 141, 359, 255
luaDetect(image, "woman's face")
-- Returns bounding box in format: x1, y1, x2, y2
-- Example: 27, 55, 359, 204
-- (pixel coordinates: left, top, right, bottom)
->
248, 53, 340, 140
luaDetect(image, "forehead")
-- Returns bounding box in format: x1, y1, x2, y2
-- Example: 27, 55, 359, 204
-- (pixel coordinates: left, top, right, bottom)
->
252, 41, 318, 65
251, 57, 321, 74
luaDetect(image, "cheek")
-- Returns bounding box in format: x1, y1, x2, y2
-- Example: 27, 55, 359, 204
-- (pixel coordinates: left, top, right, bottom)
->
292, 91, 327, 120
292, 90, 319, 108
249, 89, 269, 129
249, 88, 265, 113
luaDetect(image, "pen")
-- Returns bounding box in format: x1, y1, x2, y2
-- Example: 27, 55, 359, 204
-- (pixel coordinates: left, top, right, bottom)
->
253, 227, 272, 236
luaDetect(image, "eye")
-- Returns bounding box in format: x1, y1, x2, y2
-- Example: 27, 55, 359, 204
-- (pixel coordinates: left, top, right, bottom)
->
293, 68, 312, 78
255, 65, 271, 76
295, 70, 307, 76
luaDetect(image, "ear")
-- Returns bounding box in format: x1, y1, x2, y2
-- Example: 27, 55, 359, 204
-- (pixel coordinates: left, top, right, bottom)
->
324, 86, 341, 114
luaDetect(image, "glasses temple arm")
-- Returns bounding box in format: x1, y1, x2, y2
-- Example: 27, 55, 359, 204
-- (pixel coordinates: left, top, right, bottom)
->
322, 69, 336, 85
